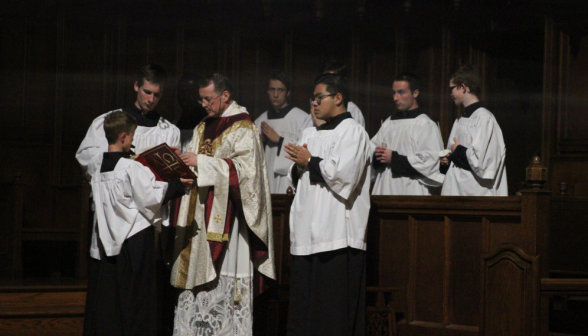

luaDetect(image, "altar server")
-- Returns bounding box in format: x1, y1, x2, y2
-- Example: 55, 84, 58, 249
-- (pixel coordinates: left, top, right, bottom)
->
83, 111, 190, 336
75, 64, 181, 334
76, 64, 180, 179
284, 73, 371, 336
306, 60, 366, 128
441, 64, 508, 196
254, 72, 309, 193
371, 73, 444, 195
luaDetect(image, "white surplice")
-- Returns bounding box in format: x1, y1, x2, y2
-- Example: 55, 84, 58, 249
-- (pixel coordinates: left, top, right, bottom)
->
288, 117, 372, 256
76, 109, 181, 178
89, 158, 168, 259
370, 113, 445, 195
76, 109, 181, 228
441, 107, 508, 196
348, 101, 366, 128
254, 106, 309, 194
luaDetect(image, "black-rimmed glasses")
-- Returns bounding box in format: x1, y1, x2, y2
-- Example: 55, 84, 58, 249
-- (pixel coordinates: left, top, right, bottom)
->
310, 94, 336, 105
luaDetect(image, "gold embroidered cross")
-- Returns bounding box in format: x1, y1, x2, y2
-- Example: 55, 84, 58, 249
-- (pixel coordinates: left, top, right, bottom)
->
214, 215, 222, 223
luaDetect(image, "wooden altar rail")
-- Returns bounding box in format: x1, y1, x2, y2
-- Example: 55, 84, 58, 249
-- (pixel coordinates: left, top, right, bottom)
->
0, 186, 586, 335
269, 191, 553, 336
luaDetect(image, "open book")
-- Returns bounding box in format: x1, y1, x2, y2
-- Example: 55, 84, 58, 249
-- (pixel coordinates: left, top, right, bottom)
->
133, 143, 196, 182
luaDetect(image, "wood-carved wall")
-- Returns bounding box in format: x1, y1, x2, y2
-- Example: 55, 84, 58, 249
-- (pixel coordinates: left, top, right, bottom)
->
543, 14, 588, 196
0, 1, 582, 277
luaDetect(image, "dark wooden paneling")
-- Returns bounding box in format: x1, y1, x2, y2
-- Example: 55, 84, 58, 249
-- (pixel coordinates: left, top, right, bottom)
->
412, 218, 445, 324
449, 220, 483, 327
481, 245, 539, 336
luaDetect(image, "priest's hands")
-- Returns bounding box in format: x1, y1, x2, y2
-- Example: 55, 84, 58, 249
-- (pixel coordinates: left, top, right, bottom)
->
284, 143, 311, 168
450, 137, 460, 152
260, 122, 281, 143
375, 146, 392, 164
180, 178, 194, 188
180, 152, 198, 168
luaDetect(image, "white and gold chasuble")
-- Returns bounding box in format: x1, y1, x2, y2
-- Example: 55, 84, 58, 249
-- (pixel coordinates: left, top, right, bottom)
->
171, 102, 275, 336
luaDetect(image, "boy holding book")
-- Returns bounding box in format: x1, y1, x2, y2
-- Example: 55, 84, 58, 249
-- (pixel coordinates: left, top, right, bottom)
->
83, 111, 192, 336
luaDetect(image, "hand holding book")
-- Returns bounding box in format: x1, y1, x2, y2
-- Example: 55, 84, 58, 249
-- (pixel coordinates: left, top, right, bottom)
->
133, 143, 197, 182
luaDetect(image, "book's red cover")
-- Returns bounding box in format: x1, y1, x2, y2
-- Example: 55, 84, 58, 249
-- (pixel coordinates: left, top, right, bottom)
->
134, 143, 196, 182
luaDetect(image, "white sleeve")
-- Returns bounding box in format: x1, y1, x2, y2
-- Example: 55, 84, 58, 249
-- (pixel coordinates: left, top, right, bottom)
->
167, 124, 181, 148
273, 113, 308, 176
76, 113, 111, 179
446, 120, 459, 151
319, 123, 371, 200
348, 102, 366, 128
126, 163, 169, 221
467, 116, 506, 180
406, 121, 444, 185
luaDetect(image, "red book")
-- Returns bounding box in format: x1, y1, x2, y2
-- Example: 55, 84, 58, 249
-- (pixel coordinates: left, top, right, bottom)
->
134, 143, 196, 182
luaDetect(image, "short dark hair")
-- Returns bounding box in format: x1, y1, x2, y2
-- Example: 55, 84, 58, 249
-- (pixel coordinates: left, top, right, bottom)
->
269, 71, 291, 92
104, 111, 137, 145
199, 73, 232, 97
314, 73, 349, 108
394, 72, 422, 93
451, 64, 481, 96
136, 64, 167, 87
321, 59, 349, 78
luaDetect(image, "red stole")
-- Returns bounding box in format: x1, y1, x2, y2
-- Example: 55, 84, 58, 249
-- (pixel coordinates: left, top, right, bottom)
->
199, 114, 252, 272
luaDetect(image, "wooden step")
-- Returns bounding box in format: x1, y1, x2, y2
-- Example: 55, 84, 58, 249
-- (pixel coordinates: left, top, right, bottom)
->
0, 279, 86, 336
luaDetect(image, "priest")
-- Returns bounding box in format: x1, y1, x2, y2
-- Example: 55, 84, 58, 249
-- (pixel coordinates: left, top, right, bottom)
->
284, 73, 371, 336
254, 72, 309, 193
371, 73, 445, 195
171, 73, 276, 336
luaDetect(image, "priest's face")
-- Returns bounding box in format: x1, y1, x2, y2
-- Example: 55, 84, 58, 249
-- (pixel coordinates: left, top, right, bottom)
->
392, 80, 419, 112
199, 82, 230, 118
267, 79, 290, 110
134, 79, 162, 113
312, 83, 337, 120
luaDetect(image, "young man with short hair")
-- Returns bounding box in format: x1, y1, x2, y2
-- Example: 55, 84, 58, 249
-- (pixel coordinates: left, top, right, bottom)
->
371, 73, 445, 195
440, 64, 508, 196
83, 111, 190, 336
285, 73, 371, 336
254, 71, 309, 193
76, 64, 181, 335
306, 60, 366, 128
77, 64, 181, 177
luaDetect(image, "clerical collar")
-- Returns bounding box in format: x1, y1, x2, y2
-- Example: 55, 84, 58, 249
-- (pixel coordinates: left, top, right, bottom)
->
318, 112, 353, 131
123, 104, 161, 127
101, 152, 125, 173
390, 107, 424, 121
462, 102, 483, 118
267, 104, 294, 120
221, 101, 236, 117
